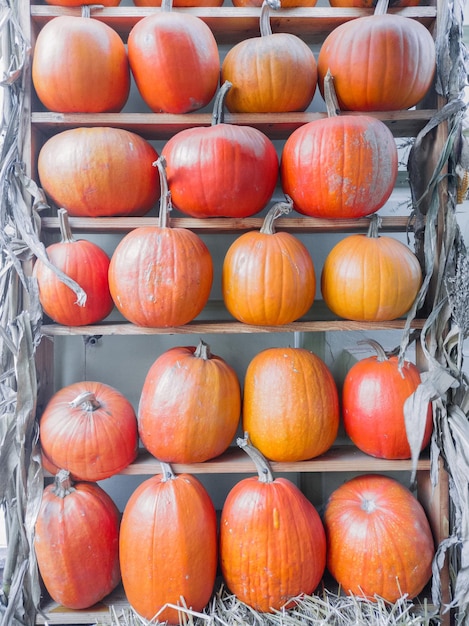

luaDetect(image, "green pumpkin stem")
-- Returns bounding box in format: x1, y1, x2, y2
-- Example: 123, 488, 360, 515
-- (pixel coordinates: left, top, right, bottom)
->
237, 433, 274, 484
69, 391, 101, 412
367, 213, 382, 239
324, 70, 340, 118
194, 339, 211, 360
57, 208, 75, 244
260, 196, 293, 235
374, 0, 390, 16
211, 81, 232, 127
260, 0, 281, 38
357, 339, 389, 362
160, 461, 175, 482
154, 156, 172, 229
53, 469, 76, 498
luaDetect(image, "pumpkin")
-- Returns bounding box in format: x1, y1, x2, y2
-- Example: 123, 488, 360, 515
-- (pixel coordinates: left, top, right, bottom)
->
39, 380, 138, 481
220, 434, 326, 612
342, 339, 433, 459
37, 127, 160, 218
321, 215, 423, 321
127, 0, 220, 113
108, 157, 213, 327
120, 462, 218, 623
138, 339, 241, 463
280, 71, 398, 219
32, 10, 130, 113
34, 470, 121, 609
324, 473, 435, 602
222, 197, 316, 325
33, 209, 114, 326
161, 81, 279, 218
243, 347, 339, 461
317, 0, 436, 111
221, 0, 317, 113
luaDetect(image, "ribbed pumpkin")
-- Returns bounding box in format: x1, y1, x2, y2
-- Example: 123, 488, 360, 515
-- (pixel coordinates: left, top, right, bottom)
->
324, 473, 435, 602
38, 127, 159, 218
39, 381, 138, 481
220, 435, 326, 612
221, 0, 317, 113
108, 157, 213, 327
280, 71, 398, 219
127, 0, 220, 113
33, 209, 113, 326
138, 339, 241, 463
243, 347, 339, 461
342, 340, 433, 459
222, 197, 316, 325
161, 81, 279, 218
32, 11, 129, 113
321, 215, 422, 321
317, 0, 435, 111
120, 463, 218, 623
34, 470, 121, 609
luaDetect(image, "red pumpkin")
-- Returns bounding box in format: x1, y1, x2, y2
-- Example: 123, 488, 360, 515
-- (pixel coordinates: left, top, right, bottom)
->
32, 13, 129, 113
127, 0, 220, 113
280, 71, 398, 219
221, 0, 317, 113
317, 0, 435, 111
138, 339, 241, 463
342, 340, 433, 459
33, 209, 113, 326
243, 347, 339, 461
38, 127, 160, 218
34, 470, 121, 609
324, 473, 435, 602
39, 381, 138, 481
161, 81, 279, 218
108, 157, 213, 327
222, 197, 316, 324
120, 463, 218, 623
220, 435, 326, 612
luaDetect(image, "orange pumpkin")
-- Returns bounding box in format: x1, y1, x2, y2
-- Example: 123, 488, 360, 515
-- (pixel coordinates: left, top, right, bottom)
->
120, 463, 218, 622
138, 339, 241, 463
34, 470, 121, 609
321, 215, 423, 321
32, 12, 129, 113
220, 435, 326, 612
243, 347, 339, 461
222, 197, 316, 325
324, 473, 435, 602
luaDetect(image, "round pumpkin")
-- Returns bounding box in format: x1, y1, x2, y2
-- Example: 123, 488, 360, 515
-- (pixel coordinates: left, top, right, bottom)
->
138, 339, 241, 463
280, 71, 398, 219
317, 0, 436, 111
161, 81, 279, 218
127, 0, 220, 113
221, 0, 317, 113
120, 463, 218, 622
243, 347, 339, 461
32, 13, 130, 113
37, 127, 160, 218
324, 473, 435, 602
222, 197, 316, 325
220, 435, 326, 612
33, 209, 114, 326
34, 470, 121, 609
342, 340, 433, 459
321, 215, 423, 321
39, 381, 138, 481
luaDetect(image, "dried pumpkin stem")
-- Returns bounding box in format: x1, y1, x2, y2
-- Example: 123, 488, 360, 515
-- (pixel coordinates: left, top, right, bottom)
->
154, 155, 172, 229
260, 0, 281, 38
211, 81, 232, 127
160, 461, 175, 482
374, 0, 390, 16
161, 0, 173, 11
323, 69, 340, 118
194, 339, 211, 360
57, 208, 75, 244
260, 196, 293, 235
237, 433, 274, 483
53, 469, 76, 498
357, 339, 388, 362
69, 391, 101, 412
366, 213, 382, 239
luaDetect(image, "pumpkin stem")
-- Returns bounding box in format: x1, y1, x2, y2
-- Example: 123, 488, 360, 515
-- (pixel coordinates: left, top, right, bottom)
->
357, 339, 389, 362
52, 469, 76, 498
260, 196, 293, 235
366, 213, 382, 239
237, 433, 274, 484
154, 156, 172, 229
260, 0, 280, 38
69, 391, 102, 412
160, 461, 175, 482
374, 0, 389, 15
194, 339, 211, 360
323, 70, 340, 118
211, 81, 232, 127
57, 208, 75, 244
161, 0, 173, 11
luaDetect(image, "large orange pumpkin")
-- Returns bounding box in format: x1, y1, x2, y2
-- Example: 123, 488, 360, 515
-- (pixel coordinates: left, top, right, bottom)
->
34, 470, 121, 609
39, 381, 138, 481
138, 339, 241, 463
321, 215, 423, 321
324, 473, 435, 602
38, 127, 159, 218
32, 12, 130, 113
222, 197, 316, 325
220, 435, 326, 612
120, 463, 218, 623
127, 0, 220, 113
221, 0, 317, 112
243, 347, 339, 461
342, 339, 433, 459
